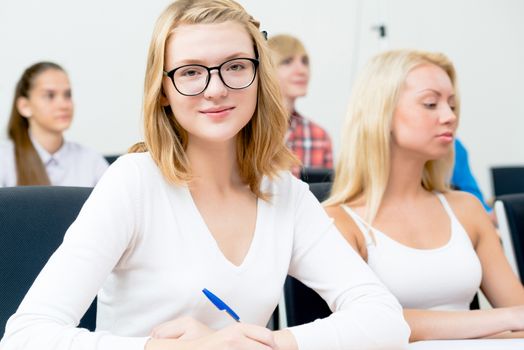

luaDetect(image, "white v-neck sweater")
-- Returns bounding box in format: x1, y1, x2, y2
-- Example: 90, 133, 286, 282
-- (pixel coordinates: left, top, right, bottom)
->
1, 153, 409, 350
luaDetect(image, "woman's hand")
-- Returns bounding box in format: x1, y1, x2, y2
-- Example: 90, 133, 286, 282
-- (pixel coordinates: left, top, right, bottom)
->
191, 323, 277, 350
150, 316, 213, 340
147, 317, 278, 350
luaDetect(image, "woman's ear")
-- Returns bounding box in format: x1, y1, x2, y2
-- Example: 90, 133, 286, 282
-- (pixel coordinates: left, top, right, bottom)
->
16, 97, 32, 118
160, 94, 169, 107
160, 82, 170, 107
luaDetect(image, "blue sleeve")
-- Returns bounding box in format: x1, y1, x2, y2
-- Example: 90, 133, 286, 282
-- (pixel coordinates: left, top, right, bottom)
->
451, 139, 492, 212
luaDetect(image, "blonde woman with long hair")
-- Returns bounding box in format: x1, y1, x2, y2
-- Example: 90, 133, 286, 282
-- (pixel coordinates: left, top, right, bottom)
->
0, 1, 409, 350
325, 49, 524, 341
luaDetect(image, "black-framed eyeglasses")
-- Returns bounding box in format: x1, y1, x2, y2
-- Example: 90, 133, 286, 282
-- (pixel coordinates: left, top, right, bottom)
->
163, 57, 259, 96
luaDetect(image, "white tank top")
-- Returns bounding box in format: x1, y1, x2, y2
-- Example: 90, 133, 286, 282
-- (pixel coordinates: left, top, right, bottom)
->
342, 193, 482, 310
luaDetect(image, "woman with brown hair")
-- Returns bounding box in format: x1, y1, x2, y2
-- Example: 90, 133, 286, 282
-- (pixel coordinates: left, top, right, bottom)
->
0, 62, 108, 187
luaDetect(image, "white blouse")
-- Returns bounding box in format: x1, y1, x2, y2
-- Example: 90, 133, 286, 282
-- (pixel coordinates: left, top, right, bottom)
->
0, 138, 108, 187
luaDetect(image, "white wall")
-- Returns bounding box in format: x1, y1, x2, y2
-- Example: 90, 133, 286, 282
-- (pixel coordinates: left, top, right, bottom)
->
1, 0, 523, 198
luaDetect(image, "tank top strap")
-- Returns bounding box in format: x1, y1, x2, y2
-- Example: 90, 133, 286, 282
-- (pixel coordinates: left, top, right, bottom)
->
435, 192, 455, 220
340, 204, 374, 246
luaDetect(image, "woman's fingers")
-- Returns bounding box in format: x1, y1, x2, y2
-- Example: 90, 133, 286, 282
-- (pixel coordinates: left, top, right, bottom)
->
150, 316, 212, 340
151, 318, 278, 349
238, 323, 277, 348
150, 318, 187, 339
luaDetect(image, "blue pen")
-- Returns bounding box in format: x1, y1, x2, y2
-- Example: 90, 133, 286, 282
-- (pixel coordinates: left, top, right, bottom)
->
202, 288, 241, 322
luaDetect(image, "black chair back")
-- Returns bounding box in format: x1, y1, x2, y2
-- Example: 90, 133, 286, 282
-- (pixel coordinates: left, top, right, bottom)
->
104, 154, 120, 165
496, 193, 524, 281
284, 182, 333, 327
299, 168, 333, 184
308, 182, 332, 202
491, 166, 524, 197
0, 186, 97, 332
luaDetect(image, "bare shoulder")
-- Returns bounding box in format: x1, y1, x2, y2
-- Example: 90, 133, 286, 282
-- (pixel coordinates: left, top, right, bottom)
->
324, 205, 352, 235
324, 205, 368, 260
444, 191, 479, 205
324, 205, 345, 221
443, 190, 493, 243
443, 190, 484, 210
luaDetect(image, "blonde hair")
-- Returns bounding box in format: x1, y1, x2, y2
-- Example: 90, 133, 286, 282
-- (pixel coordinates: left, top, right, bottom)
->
267, 34, 307, 66
130, 0, 297, 199
325, 49, 459, 226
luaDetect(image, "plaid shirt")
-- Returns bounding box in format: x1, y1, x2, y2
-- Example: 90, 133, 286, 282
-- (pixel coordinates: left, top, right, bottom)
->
286, 111, 333, 173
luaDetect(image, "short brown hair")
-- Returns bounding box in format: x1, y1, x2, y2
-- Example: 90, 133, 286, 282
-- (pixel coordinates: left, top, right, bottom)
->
267, 34, 307, 65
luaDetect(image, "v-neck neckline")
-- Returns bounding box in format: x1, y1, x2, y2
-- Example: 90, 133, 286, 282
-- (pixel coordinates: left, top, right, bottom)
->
182, 185, 262, 271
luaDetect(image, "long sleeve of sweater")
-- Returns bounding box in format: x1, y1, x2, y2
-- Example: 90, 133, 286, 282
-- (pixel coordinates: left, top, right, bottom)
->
0, 157, 149, 350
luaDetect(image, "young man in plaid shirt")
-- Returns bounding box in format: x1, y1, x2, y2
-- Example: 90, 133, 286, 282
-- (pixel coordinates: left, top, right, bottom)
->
287, 111, 333, 170
268, 34, 333, 175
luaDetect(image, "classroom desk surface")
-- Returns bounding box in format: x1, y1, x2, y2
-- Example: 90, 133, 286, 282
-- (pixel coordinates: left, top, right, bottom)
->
408, 338, 524, 349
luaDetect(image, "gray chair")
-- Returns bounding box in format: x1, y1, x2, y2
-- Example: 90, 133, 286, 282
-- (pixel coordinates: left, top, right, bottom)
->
0, 186, 96, 333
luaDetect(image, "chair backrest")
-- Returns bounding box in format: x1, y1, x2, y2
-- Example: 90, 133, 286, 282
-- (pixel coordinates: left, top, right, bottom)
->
491, 166, 524, 197
308, 182, 332, 202
299, 168, 333, 184
0, 186, 96, 333
283, 182, 333, 327
283, 276, 332, 327
104, 154, 120, 165
494, 194, 524, 281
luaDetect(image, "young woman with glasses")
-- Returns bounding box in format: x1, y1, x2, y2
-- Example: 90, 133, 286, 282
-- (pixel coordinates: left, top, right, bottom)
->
0, 1, 409, 349
324, 49, 524, 341
0, 62, 108, 187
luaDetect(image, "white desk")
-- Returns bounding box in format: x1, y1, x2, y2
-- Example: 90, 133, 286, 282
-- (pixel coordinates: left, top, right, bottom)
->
409, 339, 524, 349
